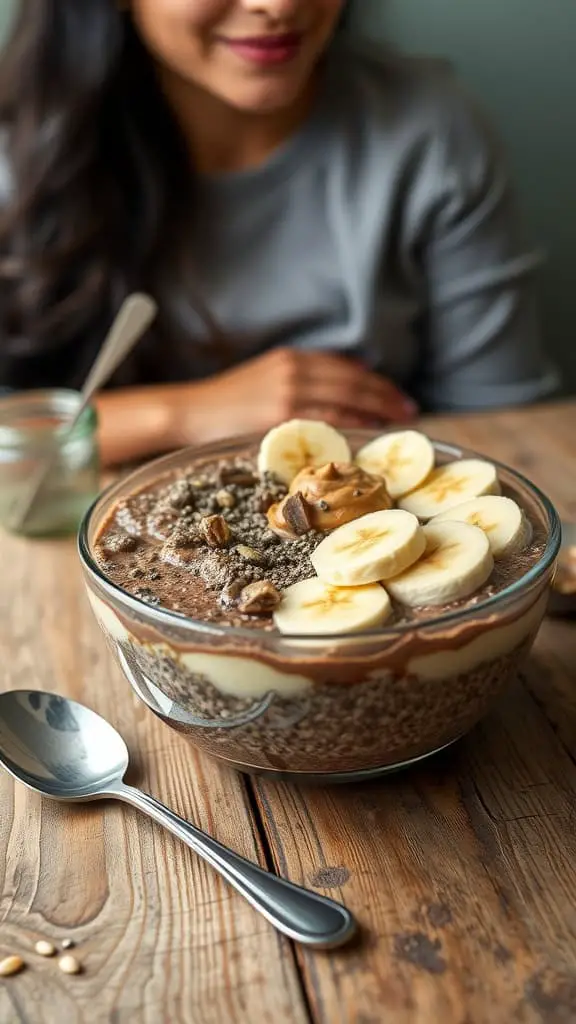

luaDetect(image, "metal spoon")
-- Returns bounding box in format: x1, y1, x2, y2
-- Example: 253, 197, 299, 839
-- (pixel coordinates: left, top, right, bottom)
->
11, 293, 158, 530
0, 690, 356, 949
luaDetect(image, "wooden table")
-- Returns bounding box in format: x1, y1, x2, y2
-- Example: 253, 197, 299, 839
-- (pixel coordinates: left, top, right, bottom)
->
1, 400, 576, 1024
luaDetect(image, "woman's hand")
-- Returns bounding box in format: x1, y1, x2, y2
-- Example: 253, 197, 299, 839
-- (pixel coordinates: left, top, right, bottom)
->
177, 348, 417, 444
96, 348, 417, 466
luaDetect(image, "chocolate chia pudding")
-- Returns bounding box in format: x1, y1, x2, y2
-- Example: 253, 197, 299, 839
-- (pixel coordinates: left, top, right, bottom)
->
79, 424, 560, 778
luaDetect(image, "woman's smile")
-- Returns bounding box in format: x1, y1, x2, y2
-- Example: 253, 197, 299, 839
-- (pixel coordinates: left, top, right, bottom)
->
217, 31, 304, 67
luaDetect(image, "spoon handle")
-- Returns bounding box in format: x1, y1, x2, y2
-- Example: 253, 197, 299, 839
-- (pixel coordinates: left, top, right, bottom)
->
114, 783, 356, 949
78, 293, 158, 408
13, 293, 157, 530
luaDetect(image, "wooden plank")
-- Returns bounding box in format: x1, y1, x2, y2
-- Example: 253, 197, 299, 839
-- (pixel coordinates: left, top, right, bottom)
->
525, 620, 576, 763
251, 400, 576, 1024
253, 680, 576, 1024
0, 533, 308, 1024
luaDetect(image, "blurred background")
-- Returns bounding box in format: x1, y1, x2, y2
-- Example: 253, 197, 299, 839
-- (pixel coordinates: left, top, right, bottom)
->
350, 0, 575, 396
1, 0, 574, 393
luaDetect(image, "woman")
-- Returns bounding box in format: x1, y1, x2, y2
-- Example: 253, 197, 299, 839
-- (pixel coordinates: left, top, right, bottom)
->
0, 0, 557, 465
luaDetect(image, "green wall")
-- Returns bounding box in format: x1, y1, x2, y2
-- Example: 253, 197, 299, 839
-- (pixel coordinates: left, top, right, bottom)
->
0, 0, 14, 44
351, 0, 576, 393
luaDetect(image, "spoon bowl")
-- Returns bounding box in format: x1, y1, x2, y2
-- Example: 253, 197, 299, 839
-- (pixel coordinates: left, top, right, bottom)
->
0, 690, 129, 800
0, 689, 356, 949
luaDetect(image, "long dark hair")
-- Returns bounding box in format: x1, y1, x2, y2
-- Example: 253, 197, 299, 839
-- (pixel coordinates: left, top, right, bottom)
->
0, 0, 352, 389
0, 0, 230, 387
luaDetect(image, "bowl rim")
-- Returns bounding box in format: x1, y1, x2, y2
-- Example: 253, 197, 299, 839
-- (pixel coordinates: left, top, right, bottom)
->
78, 433, 562, 642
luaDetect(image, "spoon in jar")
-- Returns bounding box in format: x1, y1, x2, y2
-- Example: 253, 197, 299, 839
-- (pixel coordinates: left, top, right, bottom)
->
11, 292, 158, 531
0, 690, 356, 950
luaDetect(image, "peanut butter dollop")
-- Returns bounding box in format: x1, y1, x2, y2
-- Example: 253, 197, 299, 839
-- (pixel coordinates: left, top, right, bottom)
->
267, 462, 393, 538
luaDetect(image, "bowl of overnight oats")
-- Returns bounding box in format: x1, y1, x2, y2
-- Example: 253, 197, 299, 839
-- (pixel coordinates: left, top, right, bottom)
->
78, 420, 560, 781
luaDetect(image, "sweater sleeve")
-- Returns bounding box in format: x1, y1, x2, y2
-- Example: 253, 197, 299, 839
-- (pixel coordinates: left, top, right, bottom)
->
408, 82, 559, 411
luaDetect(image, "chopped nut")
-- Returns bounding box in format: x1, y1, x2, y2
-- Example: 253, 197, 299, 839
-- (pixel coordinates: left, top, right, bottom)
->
61, 939, 75, 950
238, 581, 281, 615
200, 514, 231, 548
35, 940, 56, 957
218, 466, 258, 488
58, 954, 82, 975
0, 955, 25, 977
235, 544, 263, 564
255, 489, 276, 513
216, 489, 236, 510
219, 578, 250, 610
282, 492, 313, 535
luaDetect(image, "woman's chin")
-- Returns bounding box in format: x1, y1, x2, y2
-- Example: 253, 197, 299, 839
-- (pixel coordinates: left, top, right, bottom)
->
202, 65, 316, 117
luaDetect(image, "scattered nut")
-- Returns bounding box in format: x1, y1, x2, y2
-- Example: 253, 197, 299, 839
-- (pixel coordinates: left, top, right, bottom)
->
282, 492, 313, 535
235, 545, 263, 564
58, 954, 82, 975
61, 939, 75, 950
216, 489, 236, 510
199, 514, 231, 548
0, 955, 25, 977
238, 581, 281, 616
35, 940, 56, 958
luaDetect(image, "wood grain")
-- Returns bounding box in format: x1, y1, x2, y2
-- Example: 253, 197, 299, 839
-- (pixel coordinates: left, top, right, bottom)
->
0, 536, 307, 1024
252, 400, 576, 1024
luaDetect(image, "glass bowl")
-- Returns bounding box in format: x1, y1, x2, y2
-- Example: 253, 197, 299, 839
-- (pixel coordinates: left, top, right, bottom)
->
78, 433, 560, 782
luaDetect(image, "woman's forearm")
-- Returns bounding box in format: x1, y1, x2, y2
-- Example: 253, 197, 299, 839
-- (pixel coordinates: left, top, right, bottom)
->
94, 382, 207, 467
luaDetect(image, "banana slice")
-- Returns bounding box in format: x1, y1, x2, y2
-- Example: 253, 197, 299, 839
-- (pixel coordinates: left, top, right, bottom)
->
387, 520, 493, 607
398, 459, 500, 520
273, 577, 391, 636
311, 509, 425, 586
433, 495, 533, 559
356, 430, 435, 498
258, 419, 351, 485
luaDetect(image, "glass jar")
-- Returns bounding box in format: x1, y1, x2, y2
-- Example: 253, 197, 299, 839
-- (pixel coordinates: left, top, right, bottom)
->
0, 389, 100, 537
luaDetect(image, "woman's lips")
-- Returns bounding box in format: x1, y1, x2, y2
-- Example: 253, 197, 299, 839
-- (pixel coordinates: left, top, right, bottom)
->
221, 32, 303, 66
